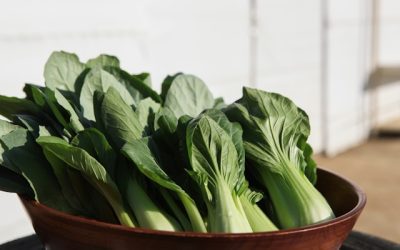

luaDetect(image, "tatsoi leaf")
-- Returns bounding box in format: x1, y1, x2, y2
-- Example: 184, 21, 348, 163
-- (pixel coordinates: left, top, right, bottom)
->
71, 128, 116, 179
103, 67, 161, 104
0, 95, 42, 120
36, 136, 136, 227
44, 51, 85, 91
80, 68, 135, 121
1, 129, 71, 211
86, 54, 120, 68
0, 166, 33, 196
99, 88, 144, 149
135, 98, 161, 135
186, 115, 252, 232
122, 137, 206, 232
163, 74, 214, 118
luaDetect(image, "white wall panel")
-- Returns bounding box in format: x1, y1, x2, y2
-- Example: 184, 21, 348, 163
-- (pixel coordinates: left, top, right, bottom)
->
257, 0, 322, 151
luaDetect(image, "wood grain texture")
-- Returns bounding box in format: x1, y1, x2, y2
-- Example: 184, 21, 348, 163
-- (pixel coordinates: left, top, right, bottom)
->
20, 168, 366, 250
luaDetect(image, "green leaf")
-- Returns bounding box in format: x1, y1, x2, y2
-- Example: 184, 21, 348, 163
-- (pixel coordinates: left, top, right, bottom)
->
36, 136, 136, 227
160, 73, 182, 101
202, 109, 246, 194
42, 88, 70, 131
0, 95, 42, 120
54, 89, 84, 132
14, 115, 53, 138
0, 120, 20, 137
122, 137, 186, 194
98, 88, 144, 149
1, 129, 71, 211
23, 84, 47, 108
135, 72, 152, 87
186, 115, 252, 232
213, 97, 226, 109
154, 108, 178, 133
71, 128, 116, 179
239, 188, 278, 232
103, 67, 161, 104
163, 74, 214, 118
41, 145, 87, 213
86, 54, 120, 68
224, 87, 334, 228
122, 137, 206, 232
0, 166, 33, 196
79, 68, 135, 121
224, 87, 311, 176
44, 51, 85, 91
135, 98, 161, 135
187, 115, 241, 193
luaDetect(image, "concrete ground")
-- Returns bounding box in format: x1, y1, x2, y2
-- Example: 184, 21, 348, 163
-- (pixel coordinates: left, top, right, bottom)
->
315, 137, 400, 243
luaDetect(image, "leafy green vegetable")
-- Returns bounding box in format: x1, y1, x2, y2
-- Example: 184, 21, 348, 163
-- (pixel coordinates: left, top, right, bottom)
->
122, 137, 207, 232
224, 87, 334, 228
80, 68, 135, 121
1, 128, 71, 211
0, 51, 334, 234
86, 54, 120, 68
202, 109, 277, 231
44, 51, 85, 92
14, 115, 53, 138
71, 128, 116, 179
163, 74, 214, 118
135, 98, 161, 135
36, 136, 136, 227
135, 72, 152, 87
97, 88, 144, 149
103, 67, 161, 104
186, 114, 251, 232
118, 163, 182, 231
0, 95, 42, 120
0, 166, 33, 196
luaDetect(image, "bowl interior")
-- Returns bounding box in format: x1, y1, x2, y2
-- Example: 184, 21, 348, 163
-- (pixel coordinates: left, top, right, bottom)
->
316, 168, 362, 218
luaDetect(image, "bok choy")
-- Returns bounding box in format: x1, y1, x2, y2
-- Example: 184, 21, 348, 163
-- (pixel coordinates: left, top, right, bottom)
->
0, 50, 334, 234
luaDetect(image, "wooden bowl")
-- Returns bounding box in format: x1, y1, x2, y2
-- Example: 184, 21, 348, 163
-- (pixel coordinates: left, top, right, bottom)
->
20, 168, 366, 250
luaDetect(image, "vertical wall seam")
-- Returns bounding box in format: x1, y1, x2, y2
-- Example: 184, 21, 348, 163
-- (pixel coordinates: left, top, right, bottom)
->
249, 0, 258, 87
320, 0, 329, 154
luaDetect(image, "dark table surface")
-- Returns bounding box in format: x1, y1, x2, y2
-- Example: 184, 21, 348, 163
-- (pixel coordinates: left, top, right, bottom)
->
0, 231, 399, 250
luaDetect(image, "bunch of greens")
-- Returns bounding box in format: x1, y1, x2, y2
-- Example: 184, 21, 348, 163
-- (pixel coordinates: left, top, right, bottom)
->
0, 51, 334, 233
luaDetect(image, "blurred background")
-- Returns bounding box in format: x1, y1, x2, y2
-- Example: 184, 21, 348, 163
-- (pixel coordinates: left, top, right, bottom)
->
0, 0, 399, 244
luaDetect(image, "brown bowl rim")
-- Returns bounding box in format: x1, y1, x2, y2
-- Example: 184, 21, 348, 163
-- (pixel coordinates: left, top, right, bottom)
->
21, 167, 366, 239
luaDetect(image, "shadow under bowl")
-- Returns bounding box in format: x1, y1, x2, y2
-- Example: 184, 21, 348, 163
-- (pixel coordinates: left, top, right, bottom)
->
20, 168, 366, 250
